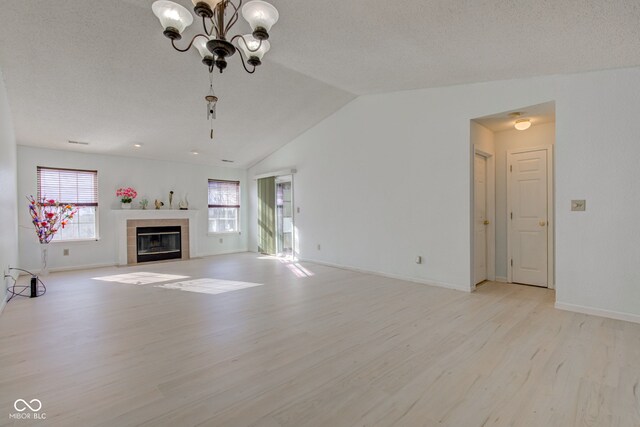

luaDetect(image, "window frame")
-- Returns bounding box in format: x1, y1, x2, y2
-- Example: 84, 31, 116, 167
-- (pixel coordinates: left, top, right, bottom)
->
37, 166, 100, 242
207, 179, 241, 235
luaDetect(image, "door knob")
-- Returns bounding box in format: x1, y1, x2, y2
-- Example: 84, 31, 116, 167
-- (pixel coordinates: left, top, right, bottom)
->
539, 220, 546, 227
483, 220, 490, 225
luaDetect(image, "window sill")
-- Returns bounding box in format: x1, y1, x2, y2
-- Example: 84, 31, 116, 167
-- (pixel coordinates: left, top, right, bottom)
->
50, 238, 100, 244
207, 231, 241, 236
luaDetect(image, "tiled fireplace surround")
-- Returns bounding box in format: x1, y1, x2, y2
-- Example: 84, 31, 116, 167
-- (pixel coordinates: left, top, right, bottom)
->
126, 219, 189, 265
114, 210, 199, 266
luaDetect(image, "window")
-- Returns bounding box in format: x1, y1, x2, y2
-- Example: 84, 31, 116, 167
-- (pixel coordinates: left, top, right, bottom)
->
208, 179, 240, 233
37, 167, 98, 241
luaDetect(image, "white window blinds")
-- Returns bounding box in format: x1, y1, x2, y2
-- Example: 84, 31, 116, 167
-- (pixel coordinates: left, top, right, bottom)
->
208, 180, 240, 208
37, 167, 98, 206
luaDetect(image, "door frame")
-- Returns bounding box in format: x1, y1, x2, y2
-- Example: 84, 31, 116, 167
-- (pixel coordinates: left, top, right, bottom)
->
471, 148, 496, 290
275, 174, 295, 257
506, 145, 554, 289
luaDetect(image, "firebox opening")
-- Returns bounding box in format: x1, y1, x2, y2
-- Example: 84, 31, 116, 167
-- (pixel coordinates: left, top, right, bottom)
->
136, 226, 182, 263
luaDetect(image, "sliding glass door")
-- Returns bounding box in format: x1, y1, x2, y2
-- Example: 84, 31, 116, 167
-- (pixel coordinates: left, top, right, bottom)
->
275, 175, 294, 257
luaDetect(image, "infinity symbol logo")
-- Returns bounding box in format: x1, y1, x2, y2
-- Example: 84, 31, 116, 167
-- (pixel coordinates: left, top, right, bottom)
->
14, 399, 42, 412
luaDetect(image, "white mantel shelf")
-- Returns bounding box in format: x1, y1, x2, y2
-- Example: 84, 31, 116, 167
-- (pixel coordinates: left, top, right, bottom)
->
112, 209, 200, 219
113, 209, 200, 265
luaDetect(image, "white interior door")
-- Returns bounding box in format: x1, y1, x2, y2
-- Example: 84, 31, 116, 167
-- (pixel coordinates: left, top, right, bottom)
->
509, 149, 548, 287
474, 154, 488, 284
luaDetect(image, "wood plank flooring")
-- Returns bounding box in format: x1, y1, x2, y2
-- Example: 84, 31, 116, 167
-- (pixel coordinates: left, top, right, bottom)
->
1, 253, 639, 426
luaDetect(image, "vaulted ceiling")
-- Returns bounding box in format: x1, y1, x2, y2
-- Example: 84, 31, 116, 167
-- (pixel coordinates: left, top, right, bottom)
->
1, 1, 639, 168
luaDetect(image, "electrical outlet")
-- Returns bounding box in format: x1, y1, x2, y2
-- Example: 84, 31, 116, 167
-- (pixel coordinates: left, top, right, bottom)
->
571, 200, 586, 211
317, 244, 321, 250
219, 238, 223, 244
63, 248, 70, 256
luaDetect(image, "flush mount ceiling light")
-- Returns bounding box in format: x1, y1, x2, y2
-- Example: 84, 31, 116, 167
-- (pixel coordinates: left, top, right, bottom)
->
514, 119, 531, 131
152, 0, 279, 141
509, 112, 532, 131
152, 0, 278, 74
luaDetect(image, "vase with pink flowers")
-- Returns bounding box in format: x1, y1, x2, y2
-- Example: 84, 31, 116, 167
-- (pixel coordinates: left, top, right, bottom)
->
27, 195, 77, 275
116, 187, 137, 209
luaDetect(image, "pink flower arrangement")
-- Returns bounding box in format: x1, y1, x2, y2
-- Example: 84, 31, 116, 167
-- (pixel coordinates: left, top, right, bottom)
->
116, 187, 137, 203
27, 195, 77, 243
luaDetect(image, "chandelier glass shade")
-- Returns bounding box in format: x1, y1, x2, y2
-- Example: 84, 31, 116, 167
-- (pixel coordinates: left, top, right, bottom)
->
151, 0, 279, 74
152, 1, 194, 35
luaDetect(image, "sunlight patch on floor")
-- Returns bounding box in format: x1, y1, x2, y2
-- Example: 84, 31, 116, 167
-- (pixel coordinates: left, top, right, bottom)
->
285, 262, 315, 277
92, 272, 190, 285
255, 255, 314, 277
155, 278, 263, 295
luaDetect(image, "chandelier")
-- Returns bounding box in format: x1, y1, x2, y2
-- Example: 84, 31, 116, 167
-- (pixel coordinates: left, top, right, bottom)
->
152, 0, 279, 74
152, 0, 279, 139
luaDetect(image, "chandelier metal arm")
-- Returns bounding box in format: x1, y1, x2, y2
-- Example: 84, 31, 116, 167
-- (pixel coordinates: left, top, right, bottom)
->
210, 15, 220, 38
202, 15, 214, 37
171, 33, 208, 53
223, 0, 243, 36
236, 48, 256, 74
230, 34, 263, 53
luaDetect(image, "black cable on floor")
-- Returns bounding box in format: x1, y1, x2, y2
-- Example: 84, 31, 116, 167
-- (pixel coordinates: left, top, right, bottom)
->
5, 268, 47, 302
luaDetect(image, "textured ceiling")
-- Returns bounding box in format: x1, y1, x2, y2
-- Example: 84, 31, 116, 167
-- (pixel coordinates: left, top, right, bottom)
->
1, 1, 639, 167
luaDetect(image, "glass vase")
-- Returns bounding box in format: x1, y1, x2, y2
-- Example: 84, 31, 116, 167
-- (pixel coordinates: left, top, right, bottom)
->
40, 243, 50, 276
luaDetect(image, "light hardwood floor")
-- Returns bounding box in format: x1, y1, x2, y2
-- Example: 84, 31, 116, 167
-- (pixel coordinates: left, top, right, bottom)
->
1, 253, 639, 427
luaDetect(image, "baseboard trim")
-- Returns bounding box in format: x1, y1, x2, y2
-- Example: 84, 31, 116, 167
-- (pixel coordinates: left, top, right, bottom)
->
494, 276, 508, 283
299, 258, 470, 292
0, 293, 8, 316
18, 262, 117, 275
555, 301, 640, 324
196, 249, 249, 258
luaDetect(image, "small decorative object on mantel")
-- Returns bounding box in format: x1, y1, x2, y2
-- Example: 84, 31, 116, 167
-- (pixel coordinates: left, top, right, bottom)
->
27, 195, 77, 275
155, 199, 164, 210
116, 187, 137, 209
169, 191, 174, 209
179, 194, 189, 210
139, 198, 149, 210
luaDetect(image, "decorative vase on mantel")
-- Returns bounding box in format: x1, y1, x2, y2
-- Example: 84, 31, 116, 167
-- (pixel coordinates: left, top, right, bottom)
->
121, 202, 132, 209
40, 242, 50, 276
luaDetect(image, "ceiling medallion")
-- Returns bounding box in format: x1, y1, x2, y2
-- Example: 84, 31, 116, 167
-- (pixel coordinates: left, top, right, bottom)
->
152, 0, 279, 138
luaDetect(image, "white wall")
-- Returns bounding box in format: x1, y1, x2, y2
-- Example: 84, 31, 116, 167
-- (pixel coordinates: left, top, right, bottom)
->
494, 123, 556, 280
249, 66, 640, 320
471, 122, 495, 156
0, 69, 18, 306
17, 147, 248, 271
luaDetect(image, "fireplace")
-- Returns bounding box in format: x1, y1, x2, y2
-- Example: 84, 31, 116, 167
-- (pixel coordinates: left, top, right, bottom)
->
120, 215, 194, 266
136, 226, 182, 263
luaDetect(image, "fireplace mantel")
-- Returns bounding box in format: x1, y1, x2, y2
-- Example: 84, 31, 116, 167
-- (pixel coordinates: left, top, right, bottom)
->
113, 210, 200, 265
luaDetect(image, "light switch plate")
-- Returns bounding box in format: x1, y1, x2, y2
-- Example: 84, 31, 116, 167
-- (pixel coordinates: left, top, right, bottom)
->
571, 200, 586, 211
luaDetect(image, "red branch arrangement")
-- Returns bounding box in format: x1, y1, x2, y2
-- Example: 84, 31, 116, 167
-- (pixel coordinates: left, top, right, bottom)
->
27, 196, 77, 243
